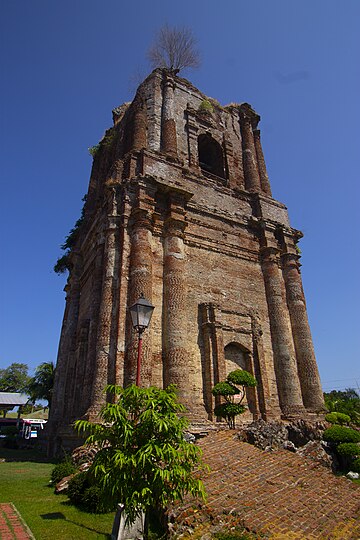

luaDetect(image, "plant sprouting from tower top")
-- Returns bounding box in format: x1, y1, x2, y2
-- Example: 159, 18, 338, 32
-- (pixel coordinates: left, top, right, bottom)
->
148, 25, 200, 74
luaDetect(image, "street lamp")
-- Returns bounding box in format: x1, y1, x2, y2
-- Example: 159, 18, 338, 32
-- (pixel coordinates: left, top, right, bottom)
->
129, 293, 155, 386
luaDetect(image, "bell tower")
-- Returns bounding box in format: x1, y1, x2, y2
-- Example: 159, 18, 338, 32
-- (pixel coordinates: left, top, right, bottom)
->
48, 69, 324, 452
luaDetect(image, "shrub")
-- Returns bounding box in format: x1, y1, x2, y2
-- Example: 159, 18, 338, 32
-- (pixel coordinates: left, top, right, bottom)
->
227, 370, 257, 388
214, 403, 246, 419
198, 100, 214, 114
323, 425, 360, 444
67, 471, 89, 505
67, 470, 116, 513
81, 485, 114, 514
336, 443, 360, 457
212, 382, 238, 397
325, 412, 351, 425
351, 457, 360, 473
51, 461, 76, 485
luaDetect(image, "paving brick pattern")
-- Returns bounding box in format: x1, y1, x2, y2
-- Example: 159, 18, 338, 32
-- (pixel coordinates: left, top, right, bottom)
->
176, 431, 360, 539
0, 504, 34, 540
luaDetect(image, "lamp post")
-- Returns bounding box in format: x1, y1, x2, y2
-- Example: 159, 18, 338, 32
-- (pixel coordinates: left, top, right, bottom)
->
129, 293, 155, 386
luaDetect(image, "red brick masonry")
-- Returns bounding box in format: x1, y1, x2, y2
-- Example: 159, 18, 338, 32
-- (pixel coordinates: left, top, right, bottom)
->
0, 504, 34, 540
175, 431, 360, 539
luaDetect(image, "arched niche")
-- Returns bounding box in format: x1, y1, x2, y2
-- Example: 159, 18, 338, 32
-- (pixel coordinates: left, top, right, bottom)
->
224, 342, 257, 415
224, 342, 250, 374
198, 133, 226, 179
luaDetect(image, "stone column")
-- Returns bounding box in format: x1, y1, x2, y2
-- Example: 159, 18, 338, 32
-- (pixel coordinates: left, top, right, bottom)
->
261, 247, 305, 416
125, 208, 154, 387
162, 201, 192, 407
253, 129, 272, 197
200, 304, 227, 418
239, 111, 262, 193
282, 253, 325, 411
87, 215, 119, 421
251, 315, 281, 420
185, 107, 199, 169
132, 97, 147, 152
161, 75, 178, 158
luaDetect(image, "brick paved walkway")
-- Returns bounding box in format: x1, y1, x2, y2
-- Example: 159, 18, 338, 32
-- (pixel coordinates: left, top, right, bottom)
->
0, 504, 34, 540
175, 431, 360, 539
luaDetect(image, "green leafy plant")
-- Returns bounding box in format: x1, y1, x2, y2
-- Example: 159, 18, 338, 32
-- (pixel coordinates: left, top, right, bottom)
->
351, 457, 360, 473
212, 369, 257, 429
336, 443, 360, 457
324, 388, 360, 426
323, 425, 360, 444
75, 384, 207, 537
88, 128, 116, 158
54, 195, 87, 275
325, 412, 351, 425
88, 144, 100, 157
51, 461, 76, 485
67, 473, 114, 514
198, 99, 214, 114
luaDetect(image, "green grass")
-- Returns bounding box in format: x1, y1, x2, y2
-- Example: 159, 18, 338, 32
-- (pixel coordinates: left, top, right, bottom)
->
0, 447, 114, 539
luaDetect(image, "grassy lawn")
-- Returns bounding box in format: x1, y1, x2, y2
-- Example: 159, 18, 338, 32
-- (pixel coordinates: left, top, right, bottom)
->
0, 447, 114, 539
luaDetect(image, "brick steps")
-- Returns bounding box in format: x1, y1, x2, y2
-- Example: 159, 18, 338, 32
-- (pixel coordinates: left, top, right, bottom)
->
176, 430, 360, 539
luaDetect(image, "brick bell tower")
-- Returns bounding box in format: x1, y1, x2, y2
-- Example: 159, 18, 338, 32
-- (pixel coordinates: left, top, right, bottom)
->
48, 69, 324, 451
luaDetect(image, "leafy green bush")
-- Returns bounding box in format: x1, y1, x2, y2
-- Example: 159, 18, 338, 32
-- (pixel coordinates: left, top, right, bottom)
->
323, 426, 360, 444
67, 471, 89, 505
212, 382, 238, 397
351, 457, 360, 473
336, 443, 360, 457
198, 99, 214, 113
325, 412, 351, 425
214, 403, 245, 420
227, 369, 257, 388
51, 461, 76, 485
81, 485, 114, 514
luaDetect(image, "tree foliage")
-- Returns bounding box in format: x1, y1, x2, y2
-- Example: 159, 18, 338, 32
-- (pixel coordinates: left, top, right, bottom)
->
0, 363, 30, 393
148, 25, 200, 73
324, 388, 360, 426
75, 384, 206, 534
27, 362, 55, 409
212, 369, 257, 429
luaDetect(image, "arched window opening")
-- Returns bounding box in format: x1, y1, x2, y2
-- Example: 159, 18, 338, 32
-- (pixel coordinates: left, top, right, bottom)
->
198, 133, 226, 179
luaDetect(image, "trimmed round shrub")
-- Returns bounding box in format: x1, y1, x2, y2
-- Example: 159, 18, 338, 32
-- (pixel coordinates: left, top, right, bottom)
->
323, 425, 360, 444
212, 382, 238, 397
351, 457, 360, 473
336, 443, 360, 457
325, 412, 351, 425
51, 461, 76, 485
214, 402, 246, 419
227, 369, 257, 388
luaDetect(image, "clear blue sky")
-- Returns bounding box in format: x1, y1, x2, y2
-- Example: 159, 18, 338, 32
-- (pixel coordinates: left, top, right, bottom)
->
1, 1, 359, 393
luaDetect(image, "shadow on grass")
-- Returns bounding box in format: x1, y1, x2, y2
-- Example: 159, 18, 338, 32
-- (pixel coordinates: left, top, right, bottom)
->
0, 446, 56, 463
41, 511, 112, 538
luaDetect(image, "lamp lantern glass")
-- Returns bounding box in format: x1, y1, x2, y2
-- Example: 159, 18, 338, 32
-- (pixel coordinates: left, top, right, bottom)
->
129, 294, 155, 332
